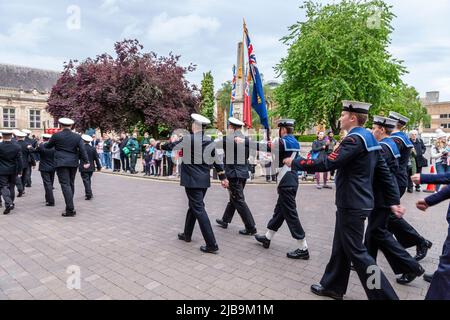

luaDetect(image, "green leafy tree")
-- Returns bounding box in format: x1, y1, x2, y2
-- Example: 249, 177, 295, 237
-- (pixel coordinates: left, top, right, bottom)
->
200, 71, 215, 124
274, 0, 409, 133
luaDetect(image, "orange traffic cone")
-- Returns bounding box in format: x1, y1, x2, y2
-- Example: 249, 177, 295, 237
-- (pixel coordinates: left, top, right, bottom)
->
423, 164, 436, 193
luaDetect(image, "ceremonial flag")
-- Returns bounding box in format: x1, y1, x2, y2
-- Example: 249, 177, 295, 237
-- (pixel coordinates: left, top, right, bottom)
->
244, 20, 269, 129
243, 67, 252, 128
229, 65, 237, 119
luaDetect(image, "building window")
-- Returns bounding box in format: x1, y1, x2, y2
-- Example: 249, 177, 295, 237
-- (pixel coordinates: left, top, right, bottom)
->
441, 124, 449, 129
3, 108, 16, 128
425, 124, 431, 129
441, 114, 449, 119
29, 110, 41, 129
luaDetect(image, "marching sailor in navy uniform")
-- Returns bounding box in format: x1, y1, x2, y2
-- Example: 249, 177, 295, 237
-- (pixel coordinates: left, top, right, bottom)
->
388, 112, 432, 261
79, 135, 102, 200
14, 130, 34, 198
412, 173, 450, 299
159, 114, 229, 254
0, 130, 23, 215
45, 118, 90, 217
367, 116, 424, 285
22, 129, 35, 188
285, 101, 400, 300
34, 134, 56, 206
215, 117, 257, 236
238, 119, 309, 260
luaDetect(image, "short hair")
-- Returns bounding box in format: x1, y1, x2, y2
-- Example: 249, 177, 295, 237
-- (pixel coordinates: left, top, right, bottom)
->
350, 112, 368, 126
281, 127, 294, 134
384, 127, 394, 136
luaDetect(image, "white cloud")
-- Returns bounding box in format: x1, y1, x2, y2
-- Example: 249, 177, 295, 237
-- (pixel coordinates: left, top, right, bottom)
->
0, 17, 50, 49
147, 12, 220, 43
120, 22, 144, 39
100, 0, 120, 15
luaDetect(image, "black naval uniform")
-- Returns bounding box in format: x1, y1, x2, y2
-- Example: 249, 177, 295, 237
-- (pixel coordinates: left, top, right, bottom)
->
46, 129, 89, 213
365, 138, 423, 278
15, 139, 35, 196
80, 144, 102, 199
0, 140, 22, 211
161, 132, 227, 250
216, 131, 256, 233
249, 135, 306, 242
24, 135, 37, 187
388, 133, 429, 251
293, 127, 399, 300
34, 141, 56, 205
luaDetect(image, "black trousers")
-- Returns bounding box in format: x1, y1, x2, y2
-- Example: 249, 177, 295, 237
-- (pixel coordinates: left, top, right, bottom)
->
267, 172, 305, 240
320, 209, 398, 300
0, 174, 16, 207
80, 171, 94, 197
184, 188, 217, 247
40, 171, 55, 204
56, 167, 78, 211
388, 186, 425, 248
15, 168, 27, 193
113, 159, 121, 171
120, 153, 130, 172
222, 178, 256, 231
130, 154, 137, 173
365, 207, 422, 275
25, 165, 32, 187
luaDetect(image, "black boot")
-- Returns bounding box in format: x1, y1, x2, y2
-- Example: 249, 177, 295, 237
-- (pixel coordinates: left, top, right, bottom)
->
311, 284, 343, 300
415, 240, 432, 261
397, 266, 425, 285
239, 228, 257, 236
216, 219, 228, 229
177, 233, 191, 243
62, 210, 76, 217
3, 204, 15, 215
200, 245, 219, 254
287, 248, 310, 260
255, 234, 271, 249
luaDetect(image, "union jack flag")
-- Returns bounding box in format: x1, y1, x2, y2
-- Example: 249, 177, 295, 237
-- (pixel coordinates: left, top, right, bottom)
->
243, 20, 269, 129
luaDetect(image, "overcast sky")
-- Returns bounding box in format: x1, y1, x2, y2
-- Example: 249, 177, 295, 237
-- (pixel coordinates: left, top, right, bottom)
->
0, 0, 449, 100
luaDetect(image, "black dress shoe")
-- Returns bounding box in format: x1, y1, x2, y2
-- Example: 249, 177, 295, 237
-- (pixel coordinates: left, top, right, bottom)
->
397, 266, 425, 285
3, 204, 14, 215
17, 192, 24, 198
62, 210, 76, 217
85, 195, 92, 200
200, 245, 219, 254
311, 284, 343, 300
423, 272, 435, 283
287, 248, 310, 260
255, 234, 271, 249
407, 189, 414, 193
177, 233, 191, 243
45, 202, 55, 207
216, 219, 228, 229
415, 240, 432, 261
239, 229, 257, 236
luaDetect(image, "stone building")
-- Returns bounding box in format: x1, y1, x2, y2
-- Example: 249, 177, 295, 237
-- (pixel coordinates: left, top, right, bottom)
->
0, 63, 60, 136
421, 91, 450, 133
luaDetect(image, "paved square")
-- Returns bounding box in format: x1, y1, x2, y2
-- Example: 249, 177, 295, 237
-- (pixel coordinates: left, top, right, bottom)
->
0, 171, 446, 300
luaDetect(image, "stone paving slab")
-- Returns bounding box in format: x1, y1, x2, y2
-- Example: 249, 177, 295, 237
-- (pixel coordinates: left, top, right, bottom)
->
0, 170, 446, 300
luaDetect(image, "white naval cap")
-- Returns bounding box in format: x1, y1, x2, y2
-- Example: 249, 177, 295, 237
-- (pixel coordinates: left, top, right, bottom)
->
42, 134, 52, 139
191, 113, 211, 125
342, 100, 372, 114
22, 129, 32, 135
1, 129, 13, 135
373, 116, 398, 129
59, 118, 75, 126
81, 134, 93, 143
436, 131, 448, 139
389, 111, 409, 125
228, 117, 245, 127
15, 131, 27, 138
277, 119, 296, 128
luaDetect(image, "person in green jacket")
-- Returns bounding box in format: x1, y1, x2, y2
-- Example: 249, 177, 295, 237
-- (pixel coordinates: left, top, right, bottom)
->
140, 132, 151, 173
126, 133, 140, 174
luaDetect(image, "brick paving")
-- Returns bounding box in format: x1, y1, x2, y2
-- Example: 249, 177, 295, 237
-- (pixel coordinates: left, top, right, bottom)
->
0, 170, 446, 300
